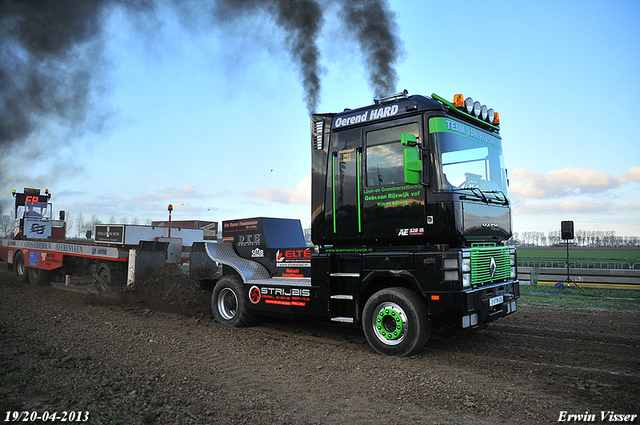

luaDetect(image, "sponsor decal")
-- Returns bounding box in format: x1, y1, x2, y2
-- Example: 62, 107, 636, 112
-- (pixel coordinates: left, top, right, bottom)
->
251, 286, 311, 307
28, 251, 40, 266
236, 233, 261, 247
397, 228, 425, 236
30, 223, 47, 235
275, 249, 311, 268
429, 117, 502, 150
91, 248, 108, 256
249, 286, 261, 304
224, 220, 259, 230
3, 240, 118, 258
363, 184, 422, 208
282, 269, 303, 278
251, 248, 264, 258
334, 104, 400, 128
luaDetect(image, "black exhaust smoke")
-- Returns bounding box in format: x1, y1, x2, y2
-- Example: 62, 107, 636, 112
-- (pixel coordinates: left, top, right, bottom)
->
341, 0, 400, 97
0, 0, 402, 193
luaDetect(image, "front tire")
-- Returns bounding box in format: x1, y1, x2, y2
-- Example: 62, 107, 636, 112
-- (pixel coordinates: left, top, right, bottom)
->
13, 251, 29, 283
363, 287, 430, 357
211, 275, 258, 327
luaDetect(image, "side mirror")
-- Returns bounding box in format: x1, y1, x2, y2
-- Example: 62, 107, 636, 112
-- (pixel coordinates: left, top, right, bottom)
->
401, 133, 417, 147
403, 148, 421, 184
59, 210, 66, 221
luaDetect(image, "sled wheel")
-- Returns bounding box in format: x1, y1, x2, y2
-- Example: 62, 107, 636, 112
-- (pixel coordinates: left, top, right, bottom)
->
13, 251, 29, 283
27, 267, 52, 286
212, 275, 258, 327
96, 263, 113, 292
363, 287, 430, 357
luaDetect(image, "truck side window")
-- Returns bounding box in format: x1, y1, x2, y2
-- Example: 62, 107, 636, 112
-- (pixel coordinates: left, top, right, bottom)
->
366, 123, 419, 187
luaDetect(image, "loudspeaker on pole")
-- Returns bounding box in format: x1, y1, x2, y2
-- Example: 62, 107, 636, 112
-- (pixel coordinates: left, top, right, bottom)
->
561, 220, 574, 240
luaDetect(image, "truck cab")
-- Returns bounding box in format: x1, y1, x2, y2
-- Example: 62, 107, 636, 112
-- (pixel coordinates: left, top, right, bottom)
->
311, 91, 511, 247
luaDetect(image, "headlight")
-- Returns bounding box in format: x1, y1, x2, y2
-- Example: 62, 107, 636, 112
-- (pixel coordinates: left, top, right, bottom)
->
462, 273, 471, 287
462, 258, 471, 272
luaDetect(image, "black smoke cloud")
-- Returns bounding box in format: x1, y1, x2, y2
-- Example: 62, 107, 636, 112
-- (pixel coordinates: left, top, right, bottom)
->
211, 0, 325, 115
341, 0, 400, 96
0, 0, 402, 199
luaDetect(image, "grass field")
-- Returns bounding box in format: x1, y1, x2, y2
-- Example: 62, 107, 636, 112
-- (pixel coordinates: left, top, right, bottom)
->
516, 246, 640, 266
518, 285, 640, 311
515, 247, 640, 311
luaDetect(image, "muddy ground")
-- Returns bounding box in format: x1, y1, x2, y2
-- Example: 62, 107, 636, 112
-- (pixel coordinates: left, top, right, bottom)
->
1, 270, 638, 424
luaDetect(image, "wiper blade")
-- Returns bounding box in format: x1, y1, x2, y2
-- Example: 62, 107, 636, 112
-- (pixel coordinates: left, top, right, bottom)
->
485, 190, 509, 205
454, 187, 488, 203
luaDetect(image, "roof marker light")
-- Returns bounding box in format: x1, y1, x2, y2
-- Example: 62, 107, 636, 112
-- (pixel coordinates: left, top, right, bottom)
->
492, 112, 500, 125
453, 94, 464, 108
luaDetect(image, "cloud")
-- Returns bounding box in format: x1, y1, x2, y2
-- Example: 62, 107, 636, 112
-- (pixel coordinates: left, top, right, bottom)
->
513, 199, 616, 215
246, 176, 311, 206
510, 167, 638, 200
130, 186, 215, 204
618, 166, 640, 185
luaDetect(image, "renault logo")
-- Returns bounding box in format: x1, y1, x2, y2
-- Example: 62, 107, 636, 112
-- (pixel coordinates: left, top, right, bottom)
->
490, 257, 497, 278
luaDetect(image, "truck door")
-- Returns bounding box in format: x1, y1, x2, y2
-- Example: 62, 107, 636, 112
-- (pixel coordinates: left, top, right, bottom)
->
361, 120, 427, 241
328, 127, 362, 240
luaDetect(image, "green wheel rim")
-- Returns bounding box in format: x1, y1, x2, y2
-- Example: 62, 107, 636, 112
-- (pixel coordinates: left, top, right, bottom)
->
372, 302, 407, 346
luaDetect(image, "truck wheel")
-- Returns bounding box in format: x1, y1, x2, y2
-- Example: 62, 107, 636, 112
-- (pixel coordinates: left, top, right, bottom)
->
212, 275, 258, 327
27, 267, 52, 286
362, 287, 430, 357
13, 251, 29, 283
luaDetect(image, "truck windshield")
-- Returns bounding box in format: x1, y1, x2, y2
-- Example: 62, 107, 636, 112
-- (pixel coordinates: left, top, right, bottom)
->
19, 202, 52, 219
429, 117, 508, 199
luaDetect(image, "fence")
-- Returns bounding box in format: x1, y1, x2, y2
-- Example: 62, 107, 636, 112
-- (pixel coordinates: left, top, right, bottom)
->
519, 261, 640, 270
516, 264, 640, 290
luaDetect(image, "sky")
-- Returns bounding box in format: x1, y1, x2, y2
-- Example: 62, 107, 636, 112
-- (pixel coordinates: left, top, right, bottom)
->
1, 0, 639, 238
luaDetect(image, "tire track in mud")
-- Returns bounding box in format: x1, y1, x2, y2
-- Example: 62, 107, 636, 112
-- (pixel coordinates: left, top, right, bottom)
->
2, 274, 639, 424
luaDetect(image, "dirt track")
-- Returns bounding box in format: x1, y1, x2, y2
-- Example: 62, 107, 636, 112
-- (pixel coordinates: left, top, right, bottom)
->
1, 270, 639, 424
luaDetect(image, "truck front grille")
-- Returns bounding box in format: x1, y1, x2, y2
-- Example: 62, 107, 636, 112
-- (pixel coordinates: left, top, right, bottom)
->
470, 246, 511, 286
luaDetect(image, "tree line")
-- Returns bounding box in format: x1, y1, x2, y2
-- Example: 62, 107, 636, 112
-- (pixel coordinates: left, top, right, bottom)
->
508, 230, 639, 247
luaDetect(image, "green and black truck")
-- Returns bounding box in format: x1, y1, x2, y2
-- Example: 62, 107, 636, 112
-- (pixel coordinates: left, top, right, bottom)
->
190, 90, 519, 356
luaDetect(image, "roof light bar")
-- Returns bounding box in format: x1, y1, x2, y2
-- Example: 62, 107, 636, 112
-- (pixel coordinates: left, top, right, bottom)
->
452, 94, 499, 125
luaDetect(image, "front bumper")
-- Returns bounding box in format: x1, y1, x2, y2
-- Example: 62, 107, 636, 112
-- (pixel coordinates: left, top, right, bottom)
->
460, 280, 519, 329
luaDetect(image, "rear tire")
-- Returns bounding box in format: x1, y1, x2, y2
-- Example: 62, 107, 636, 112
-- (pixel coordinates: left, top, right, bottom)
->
211, 275, 258, 327
13, 251, 29, 283
362, 287, 430, 357
27, 267, 52, 286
